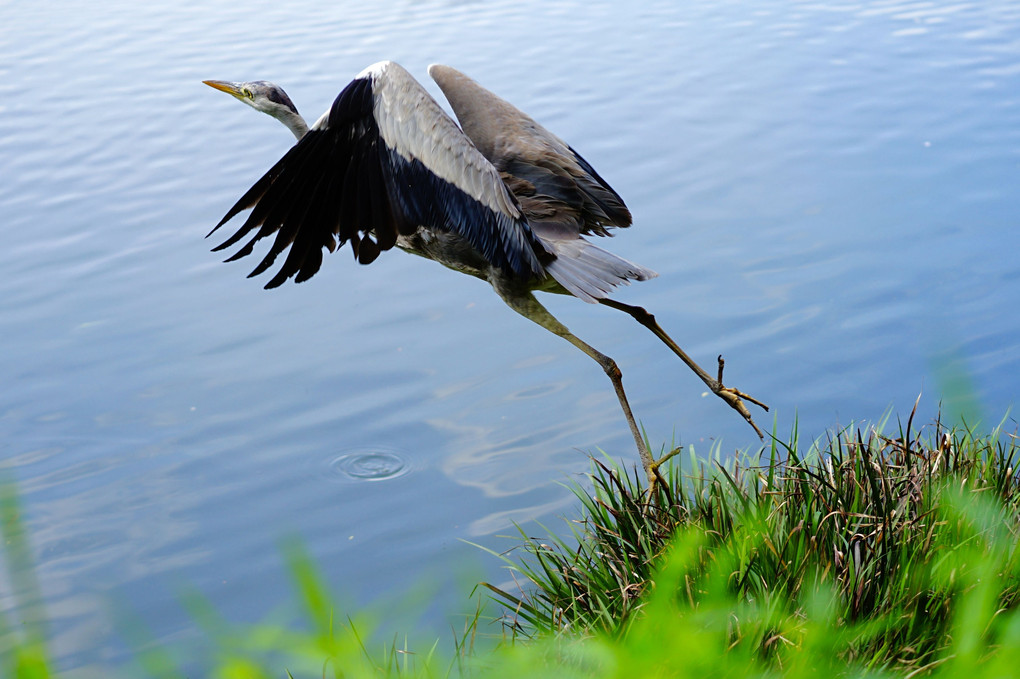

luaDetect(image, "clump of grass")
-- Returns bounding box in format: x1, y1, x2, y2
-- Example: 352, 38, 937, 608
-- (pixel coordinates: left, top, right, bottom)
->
485, 412, 1020, 673
484, 484, 1020, 679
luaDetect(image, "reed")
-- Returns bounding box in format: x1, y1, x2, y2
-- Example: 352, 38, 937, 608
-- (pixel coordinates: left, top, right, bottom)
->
483, 412, 1020, 673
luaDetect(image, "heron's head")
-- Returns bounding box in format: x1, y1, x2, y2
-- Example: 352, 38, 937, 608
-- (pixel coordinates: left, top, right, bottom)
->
203, 79, 308, 139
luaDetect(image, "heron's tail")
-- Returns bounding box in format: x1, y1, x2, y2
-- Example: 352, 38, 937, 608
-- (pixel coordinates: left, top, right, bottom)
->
542, 237, 657, 304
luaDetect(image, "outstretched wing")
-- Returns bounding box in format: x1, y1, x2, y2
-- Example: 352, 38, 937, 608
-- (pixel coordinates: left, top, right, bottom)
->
209, 61, 546, 289
428, 64, 632, 239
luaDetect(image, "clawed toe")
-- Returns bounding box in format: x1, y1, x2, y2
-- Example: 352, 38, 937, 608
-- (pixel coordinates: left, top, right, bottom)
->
594, 297, 770, 470
710, 356, 768, 440
645, 445, 683, 496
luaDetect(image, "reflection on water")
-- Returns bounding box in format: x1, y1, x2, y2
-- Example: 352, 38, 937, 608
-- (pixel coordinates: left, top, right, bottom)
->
1, 0, 1019, 673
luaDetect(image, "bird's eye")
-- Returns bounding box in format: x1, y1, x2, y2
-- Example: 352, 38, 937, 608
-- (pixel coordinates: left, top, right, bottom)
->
242, 88, 253, 100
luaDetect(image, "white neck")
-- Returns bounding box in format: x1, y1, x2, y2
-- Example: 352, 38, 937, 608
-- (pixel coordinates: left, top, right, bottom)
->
278, 110, 309, 139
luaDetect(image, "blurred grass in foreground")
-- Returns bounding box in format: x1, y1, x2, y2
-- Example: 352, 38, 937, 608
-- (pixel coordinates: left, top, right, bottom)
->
2, 413, 1019, 677
0, 478, 52, 679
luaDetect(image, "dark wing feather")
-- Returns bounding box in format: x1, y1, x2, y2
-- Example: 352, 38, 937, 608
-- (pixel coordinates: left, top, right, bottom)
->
564, 145, 632, 230
209, 62, 546, 289
498, 147, 631, 238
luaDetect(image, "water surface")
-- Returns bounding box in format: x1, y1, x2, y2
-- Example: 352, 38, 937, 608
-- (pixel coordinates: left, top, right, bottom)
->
1, 0, 1018, 672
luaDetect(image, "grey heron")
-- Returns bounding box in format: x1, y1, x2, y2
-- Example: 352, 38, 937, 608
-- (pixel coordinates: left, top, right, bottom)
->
203, 61, 767, 483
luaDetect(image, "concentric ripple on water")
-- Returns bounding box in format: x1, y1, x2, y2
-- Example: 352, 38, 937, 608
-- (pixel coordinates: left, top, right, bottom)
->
327, 450, 410, 482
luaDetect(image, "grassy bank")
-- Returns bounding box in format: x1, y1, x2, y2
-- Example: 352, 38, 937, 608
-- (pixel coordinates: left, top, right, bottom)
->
484, 412, 1020, 676
3, 414, 1019, 677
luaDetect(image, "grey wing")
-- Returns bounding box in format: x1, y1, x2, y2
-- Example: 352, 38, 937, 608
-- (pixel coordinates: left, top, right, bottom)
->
429, 64, 632, 238
429, 64, 649, 303
208, 61, 546, 289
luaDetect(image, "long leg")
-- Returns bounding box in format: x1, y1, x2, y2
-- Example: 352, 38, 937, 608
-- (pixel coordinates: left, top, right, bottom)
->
498, 290, 660, 483
598, 298, 768, 439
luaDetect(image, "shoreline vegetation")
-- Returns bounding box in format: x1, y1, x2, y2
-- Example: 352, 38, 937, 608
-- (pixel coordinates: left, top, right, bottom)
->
3, 412, 1019, 677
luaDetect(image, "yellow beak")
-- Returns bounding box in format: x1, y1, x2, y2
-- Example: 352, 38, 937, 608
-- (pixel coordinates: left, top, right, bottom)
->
202, 80, 244, 99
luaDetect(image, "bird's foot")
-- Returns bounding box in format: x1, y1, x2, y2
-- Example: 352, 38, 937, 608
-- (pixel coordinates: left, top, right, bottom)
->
645, 445, 683, 499
709, 355, 769, 440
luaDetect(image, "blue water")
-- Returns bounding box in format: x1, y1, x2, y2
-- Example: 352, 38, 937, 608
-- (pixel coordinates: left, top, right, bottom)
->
1, 0, 1018, 673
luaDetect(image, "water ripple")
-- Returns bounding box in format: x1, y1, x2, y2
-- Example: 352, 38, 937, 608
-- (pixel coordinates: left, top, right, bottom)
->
325, 449, 416, 482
